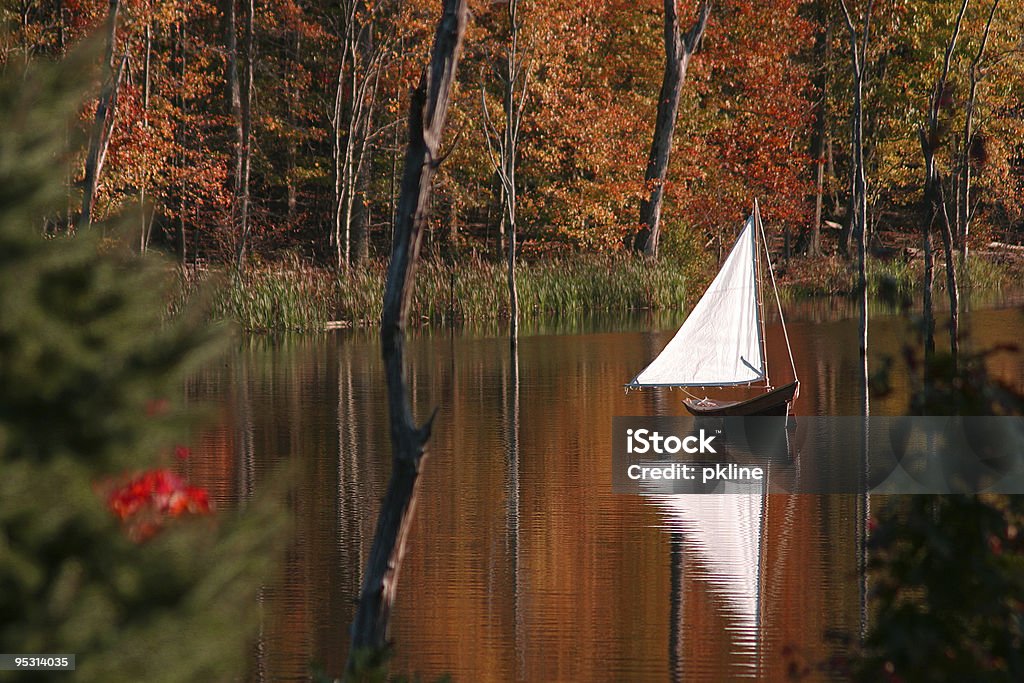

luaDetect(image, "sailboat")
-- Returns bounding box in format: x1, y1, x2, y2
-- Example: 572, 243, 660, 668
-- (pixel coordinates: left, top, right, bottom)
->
627, 201, 799, 416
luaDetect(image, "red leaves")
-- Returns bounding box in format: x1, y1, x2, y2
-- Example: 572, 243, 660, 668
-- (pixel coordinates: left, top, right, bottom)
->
106, 466, 212, 542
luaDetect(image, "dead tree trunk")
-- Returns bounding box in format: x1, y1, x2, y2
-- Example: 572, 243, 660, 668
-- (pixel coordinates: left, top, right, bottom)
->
345, 0, 468, 674
78, 0, 121, 231
839, 0, 873, 364
919, 0, 969, 367
633, 0, 711, 258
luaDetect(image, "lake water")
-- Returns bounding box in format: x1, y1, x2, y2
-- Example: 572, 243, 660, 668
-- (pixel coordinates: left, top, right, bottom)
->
182, 302, 1024, 681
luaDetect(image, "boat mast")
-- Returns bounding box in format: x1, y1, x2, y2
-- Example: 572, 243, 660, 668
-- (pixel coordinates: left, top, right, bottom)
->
752, 200, 771, 389
757, 200, 799, 384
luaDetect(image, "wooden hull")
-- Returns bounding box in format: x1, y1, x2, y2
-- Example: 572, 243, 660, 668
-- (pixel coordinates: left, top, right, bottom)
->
683, 381, 799, 417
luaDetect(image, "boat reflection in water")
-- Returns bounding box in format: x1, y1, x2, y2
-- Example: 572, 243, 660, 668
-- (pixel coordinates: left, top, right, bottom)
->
647, 440, 865, 683
655, 491, 765, 680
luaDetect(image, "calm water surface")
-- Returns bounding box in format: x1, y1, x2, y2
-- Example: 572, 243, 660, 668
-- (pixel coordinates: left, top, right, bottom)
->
183, 303, 1024, 682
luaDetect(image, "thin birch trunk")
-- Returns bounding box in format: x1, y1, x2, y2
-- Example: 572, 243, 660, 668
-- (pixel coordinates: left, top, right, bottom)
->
333, 1, 384, 270
234, 0, 254, 270
140, 21, 151, 254
919, 0, 969, 367
481, 0, 531, 345
958, 0, 1000, 269
77, 0, 120, 231
809, 7, 830, 257
176, 21, 187, 266
838, 0, 874, 370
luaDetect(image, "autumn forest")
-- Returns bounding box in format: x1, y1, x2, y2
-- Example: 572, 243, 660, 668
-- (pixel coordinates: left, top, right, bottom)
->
3, 0, 1023, 282
5, 2, 1024, 680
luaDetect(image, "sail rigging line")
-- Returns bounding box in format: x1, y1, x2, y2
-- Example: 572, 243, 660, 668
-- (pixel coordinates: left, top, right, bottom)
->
756, 202, 798, 383
752, 200, 771, 390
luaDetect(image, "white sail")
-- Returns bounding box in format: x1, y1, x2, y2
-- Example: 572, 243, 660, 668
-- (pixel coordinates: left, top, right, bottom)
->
631, 215, 764, 387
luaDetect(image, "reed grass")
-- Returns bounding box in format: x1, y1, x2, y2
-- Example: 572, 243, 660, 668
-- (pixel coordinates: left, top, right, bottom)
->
780, 254, 1014, 305
178, 254, 692, 332
176, 251, 1016, 333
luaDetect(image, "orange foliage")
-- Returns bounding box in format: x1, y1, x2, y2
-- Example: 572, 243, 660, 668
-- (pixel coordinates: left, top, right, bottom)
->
6, 0, 1020, 261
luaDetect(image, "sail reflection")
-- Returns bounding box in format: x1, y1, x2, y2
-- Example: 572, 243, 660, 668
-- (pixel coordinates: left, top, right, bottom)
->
652, 491, 765, 679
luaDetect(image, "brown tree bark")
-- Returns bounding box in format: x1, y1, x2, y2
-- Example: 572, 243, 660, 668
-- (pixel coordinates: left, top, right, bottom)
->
345, 0, 468, 674
633, 0, 711, 258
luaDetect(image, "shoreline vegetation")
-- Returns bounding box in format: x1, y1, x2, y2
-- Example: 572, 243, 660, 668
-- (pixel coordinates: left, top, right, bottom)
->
172, 250, 1023, 333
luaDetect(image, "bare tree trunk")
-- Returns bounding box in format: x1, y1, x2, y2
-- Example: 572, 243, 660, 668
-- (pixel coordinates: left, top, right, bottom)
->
481, 0, 530, 345
78, 0, 120, 231
504, 1, 521, 346
923, 207, 935, 359
958, 0, 1000, 269
811, 146, 824, 256
352, 18, 377, 266
838, 0, 873, 364
937, 191, 959, 361
333, 0, 386, 271
234, 0, 254, 270
919, 0, 969, 367
226, 0, 242, 251
176, 21, 187, 267
354, 162, 371, 264
809, 6, 830, 257
827, 131, 840, 216
633, 0, 711, 258
285, 32, 300, 223
345, 0, 468, 673
139, 20, 152, 254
